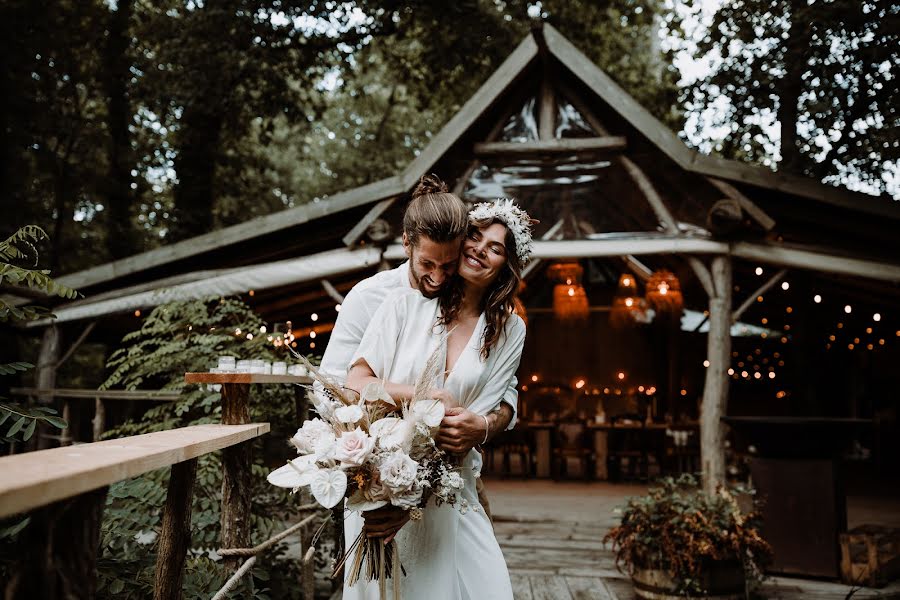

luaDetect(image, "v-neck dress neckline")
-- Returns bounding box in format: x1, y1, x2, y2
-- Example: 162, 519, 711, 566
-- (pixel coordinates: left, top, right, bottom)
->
442, 312, 485, 386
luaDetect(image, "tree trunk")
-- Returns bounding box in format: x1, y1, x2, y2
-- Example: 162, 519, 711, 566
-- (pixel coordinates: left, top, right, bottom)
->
701, 256, 732, 495
154, 458, 198, 600
103, 0, 137, 259
4, 486, 107, 600
777, 0, 811, 174
170, 107, 223, 241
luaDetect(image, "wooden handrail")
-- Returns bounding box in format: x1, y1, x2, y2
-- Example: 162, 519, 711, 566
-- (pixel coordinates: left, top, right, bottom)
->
9, 387, 180, 401
0, 423, 269, 519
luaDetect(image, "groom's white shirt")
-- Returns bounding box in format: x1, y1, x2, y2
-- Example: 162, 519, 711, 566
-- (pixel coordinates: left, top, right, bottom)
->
319, 260, 518, 428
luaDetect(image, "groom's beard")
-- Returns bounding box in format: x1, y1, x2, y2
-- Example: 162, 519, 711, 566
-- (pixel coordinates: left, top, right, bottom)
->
409, 265, 443, 299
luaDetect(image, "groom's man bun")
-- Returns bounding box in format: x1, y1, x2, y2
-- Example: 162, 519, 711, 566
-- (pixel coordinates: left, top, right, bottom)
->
404, 174, 468, 245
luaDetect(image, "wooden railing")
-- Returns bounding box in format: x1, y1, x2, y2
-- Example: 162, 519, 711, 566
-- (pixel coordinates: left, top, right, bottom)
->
9, 386, 180, 443
0, 422, 269, 599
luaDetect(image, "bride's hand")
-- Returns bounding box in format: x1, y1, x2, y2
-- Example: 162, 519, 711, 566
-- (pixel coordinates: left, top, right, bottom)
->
363, 505, 411, 543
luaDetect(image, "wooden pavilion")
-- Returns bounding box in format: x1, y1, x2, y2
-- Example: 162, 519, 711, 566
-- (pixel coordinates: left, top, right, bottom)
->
10, 23, 900, 494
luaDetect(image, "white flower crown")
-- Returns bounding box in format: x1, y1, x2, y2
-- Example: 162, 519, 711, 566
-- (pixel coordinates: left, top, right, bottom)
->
468, 198, 535, 268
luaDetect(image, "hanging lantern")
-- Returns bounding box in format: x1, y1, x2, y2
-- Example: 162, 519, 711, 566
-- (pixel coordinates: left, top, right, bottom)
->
646, 270, 683, 319
610, 273, 648, 328
547, 261, 589, 321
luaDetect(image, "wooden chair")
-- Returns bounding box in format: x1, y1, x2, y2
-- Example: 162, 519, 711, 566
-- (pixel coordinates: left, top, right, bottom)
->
606, 414, 647, 482
552, 420, 595, 480
486, 427, 534, 477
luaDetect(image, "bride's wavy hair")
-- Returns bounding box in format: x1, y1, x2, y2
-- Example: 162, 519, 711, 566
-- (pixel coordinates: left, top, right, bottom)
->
438, 216, 523, 360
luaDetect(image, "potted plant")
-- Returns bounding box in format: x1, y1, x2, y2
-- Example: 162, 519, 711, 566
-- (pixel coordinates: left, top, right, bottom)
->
604, 474, 771, 599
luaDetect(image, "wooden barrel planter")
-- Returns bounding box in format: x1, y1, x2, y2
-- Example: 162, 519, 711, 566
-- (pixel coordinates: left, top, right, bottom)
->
632, 561, 745, 600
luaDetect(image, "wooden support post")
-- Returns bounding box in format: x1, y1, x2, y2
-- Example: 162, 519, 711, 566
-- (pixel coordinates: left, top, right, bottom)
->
60, 399, 73, 446
4, 486, 107, 599
700, 256, 732, 495
93, 397, 105, 442
35, 325, 60, 450
154, 458, 198, 600
300, 515, 316, 600
220, 383, 252, 574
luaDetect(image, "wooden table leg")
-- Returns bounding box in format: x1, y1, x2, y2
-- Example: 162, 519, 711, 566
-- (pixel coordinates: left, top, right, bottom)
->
594, 430, 609, 480
154, 458, 198, 600
535, 428, 551, 478
220, 383, 252, 574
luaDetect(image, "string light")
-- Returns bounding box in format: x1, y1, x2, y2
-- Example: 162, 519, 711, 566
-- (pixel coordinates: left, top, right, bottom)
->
310, 342, 315, 349
741, 370, 749, 378
867, 344, 874, 350
575, 379, 585, 389
873, 313, 881, 322
755, 267, 763, 276
814, 294, 822, 303
757, 295, 764, 302
310, 331, 317, 339
134, 310, 141, 317
248, 290, 255, 297
837, 322, 844, 329
680, 389, 687, 396
781, 281, 790, 290
703, 360, 710, 367
246, 333, 253, 340
336, 304, 342, 312
768, 372, 776, 379
761, 318, 768, 325
844, 305, 852, 314
786, 306, 793, 313
311, 313, 318, 321
617, 372, 626, 381
754, 372, 762, 379
727, 368, 735, 375
259, 325, 267, 333
866, 327, 872, 334
879, 339, 885, 345
848, 343, 855, 350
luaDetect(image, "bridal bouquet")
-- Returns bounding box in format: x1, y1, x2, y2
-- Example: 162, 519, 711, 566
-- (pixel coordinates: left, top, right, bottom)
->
267, 349, 466, 598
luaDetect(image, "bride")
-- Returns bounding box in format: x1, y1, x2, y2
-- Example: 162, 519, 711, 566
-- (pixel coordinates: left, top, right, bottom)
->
342, 198, 534, 600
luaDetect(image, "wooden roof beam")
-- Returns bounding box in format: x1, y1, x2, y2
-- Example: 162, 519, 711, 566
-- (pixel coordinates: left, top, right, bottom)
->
473, 137, 627, 160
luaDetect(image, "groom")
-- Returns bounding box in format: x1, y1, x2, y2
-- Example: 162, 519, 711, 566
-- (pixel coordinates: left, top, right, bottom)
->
319, 175, 517, 540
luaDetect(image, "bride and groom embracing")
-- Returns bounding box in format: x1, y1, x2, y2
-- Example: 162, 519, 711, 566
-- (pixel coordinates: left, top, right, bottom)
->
317, 174, 534, 599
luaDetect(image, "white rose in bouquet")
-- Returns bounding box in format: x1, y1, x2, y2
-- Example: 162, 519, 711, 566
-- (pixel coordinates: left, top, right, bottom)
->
313, 432, 338, 461
334, 427, 376, 467
412, 399, 445, 428
390, 483, 424, 509
370, 417, 416, 451
335, 403, 364, 424
291, 418, 333, 454
378, 450, 419, 493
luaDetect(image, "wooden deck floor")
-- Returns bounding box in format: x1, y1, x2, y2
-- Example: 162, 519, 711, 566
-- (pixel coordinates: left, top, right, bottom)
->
495, 517, 900, 600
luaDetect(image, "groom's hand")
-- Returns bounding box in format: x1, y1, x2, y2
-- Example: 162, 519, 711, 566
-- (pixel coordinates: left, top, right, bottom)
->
436, 407, 488, 455
363, 505, 411, 543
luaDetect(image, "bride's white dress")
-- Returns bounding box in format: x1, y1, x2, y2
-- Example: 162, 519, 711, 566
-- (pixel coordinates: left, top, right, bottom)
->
342, 288, 525, 600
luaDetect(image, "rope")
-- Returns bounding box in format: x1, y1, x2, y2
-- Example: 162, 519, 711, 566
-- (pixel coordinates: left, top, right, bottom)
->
210, 506, 326, 599
218, 511, 321, 557
210, 556, 256, 600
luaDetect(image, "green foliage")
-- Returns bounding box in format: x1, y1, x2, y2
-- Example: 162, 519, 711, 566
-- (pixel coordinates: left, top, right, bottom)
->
95, 297, 310, 599
604, 474, 772, 594
681, 0, 898, 196
0, 226, 73, 443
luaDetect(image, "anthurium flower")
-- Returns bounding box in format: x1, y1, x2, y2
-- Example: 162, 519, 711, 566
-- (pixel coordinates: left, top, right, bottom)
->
310, 468, 348, 508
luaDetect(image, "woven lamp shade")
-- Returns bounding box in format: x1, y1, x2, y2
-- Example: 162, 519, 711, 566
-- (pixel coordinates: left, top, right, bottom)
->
547, 261, 589, 321
610, 272, 647, 329
646, 269, 683, 318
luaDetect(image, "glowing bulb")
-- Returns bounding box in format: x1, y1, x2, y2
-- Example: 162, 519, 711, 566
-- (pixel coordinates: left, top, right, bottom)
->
844, 305, 852, 314
617, 372, 625, 381
248, 290, 255, 297
680, 389, 687, 396
246, 333, 253, 340
310, 342, 315, 349
814, 294, 822, 303
754, 372, 762, 379
741, 371, 749, 378
781, 281, 790, 290
755, 267, 763, 276
311, 313, 318, 321
786, 306, 793, 313
336, 304, 342, 312
134, 310, 141, 317
727, 368, 735, 375
623, 277, 631, 286
568, 287, 575, 297
575, 379, 585, 389
310, 331, 317, 339
757, 296, 764, 303
703, 360, 710, 367
625, 297, 634, 307
873, 313, 881, 322
259, 325, 267, 333
531, 375, 538, 382
768, 372, 775, 379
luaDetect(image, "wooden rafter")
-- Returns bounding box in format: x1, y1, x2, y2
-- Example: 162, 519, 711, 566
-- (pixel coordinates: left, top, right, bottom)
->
473, 137, 627, 160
